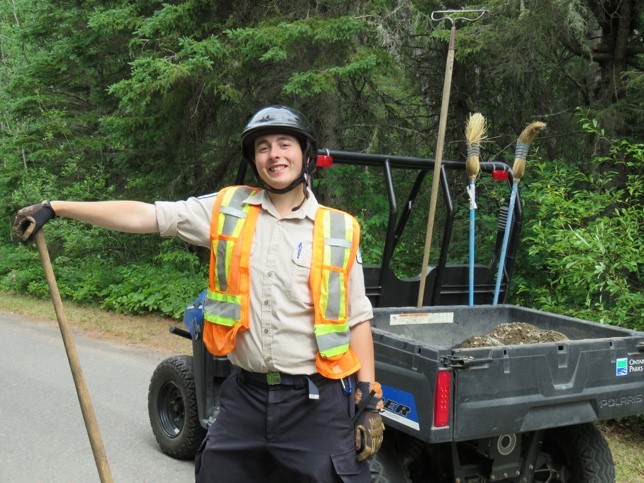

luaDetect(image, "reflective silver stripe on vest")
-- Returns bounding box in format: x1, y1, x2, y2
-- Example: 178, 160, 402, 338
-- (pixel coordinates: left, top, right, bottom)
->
214, 187, 255, 292
324, 210, 350, 320
316, 326, 351, 353
328, 211, 350, 267
326, 238, 352, 265
204, 296, 241, 322
219, 205, 248, 219
325, 271, 341, 320
215, 240, 230, 291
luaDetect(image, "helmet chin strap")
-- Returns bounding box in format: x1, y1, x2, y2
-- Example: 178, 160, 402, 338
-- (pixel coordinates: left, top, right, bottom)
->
259, 169, 309, 212
261, 171, 306, 195
261, 171, 311, 213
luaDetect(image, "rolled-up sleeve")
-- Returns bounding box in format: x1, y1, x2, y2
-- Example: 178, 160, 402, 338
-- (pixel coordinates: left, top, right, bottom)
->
348, 250, 374, 327
155, 193, 217, 248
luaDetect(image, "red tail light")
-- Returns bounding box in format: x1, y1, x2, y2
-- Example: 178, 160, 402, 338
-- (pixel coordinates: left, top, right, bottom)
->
316, 154, 333, 167
433, 370, 451, 427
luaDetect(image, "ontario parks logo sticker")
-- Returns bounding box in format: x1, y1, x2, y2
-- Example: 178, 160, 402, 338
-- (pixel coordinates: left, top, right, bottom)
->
616, 358, 628, 376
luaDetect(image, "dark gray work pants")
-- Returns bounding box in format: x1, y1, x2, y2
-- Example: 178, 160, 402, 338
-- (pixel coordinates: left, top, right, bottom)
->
194, 372, 370, 482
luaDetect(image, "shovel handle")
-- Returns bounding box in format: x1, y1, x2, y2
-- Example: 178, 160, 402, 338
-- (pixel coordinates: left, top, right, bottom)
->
416, 25, 456, 307
34, 231, 113, 483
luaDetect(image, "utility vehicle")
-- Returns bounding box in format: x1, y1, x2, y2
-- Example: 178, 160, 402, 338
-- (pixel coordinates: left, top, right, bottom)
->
148, 150, 644, 482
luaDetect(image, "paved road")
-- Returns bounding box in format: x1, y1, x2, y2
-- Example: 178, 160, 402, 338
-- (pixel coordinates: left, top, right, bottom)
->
0, 312, 195, 483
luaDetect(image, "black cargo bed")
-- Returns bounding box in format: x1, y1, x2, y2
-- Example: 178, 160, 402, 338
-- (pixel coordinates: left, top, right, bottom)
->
372, 305, 644, 443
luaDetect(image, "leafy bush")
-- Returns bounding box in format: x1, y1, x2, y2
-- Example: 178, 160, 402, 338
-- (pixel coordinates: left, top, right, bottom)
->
0, 235, 207, 319
0, 244, 43, 293
514, 119, 643, 330
97, 261, 207, 318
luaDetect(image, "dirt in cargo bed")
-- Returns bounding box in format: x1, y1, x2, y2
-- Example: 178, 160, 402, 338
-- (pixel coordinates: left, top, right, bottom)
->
455, 322, 570, 348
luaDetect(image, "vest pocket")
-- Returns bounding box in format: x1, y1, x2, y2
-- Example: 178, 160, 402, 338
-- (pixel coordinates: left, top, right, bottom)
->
287, 244, 313, 305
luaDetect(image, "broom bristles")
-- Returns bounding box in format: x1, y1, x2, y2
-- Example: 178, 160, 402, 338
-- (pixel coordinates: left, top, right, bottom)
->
513, 121, 546, 182
465, 113, 487, 145
465, 113, 487, 180
517, 121, 546, 146
513, 158, 526, 182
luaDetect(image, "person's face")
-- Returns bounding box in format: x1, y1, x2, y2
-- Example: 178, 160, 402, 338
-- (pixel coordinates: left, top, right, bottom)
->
253, 133, 304, 190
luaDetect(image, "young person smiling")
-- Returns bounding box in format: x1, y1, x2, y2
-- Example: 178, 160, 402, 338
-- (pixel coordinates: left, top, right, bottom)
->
14, 105, 384, 482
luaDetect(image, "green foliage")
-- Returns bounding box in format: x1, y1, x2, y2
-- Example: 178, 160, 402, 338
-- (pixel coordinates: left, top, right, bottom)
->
514, 118, 643, 329
0, 238, 206, 319
97, 259, 207, 318
1, 0, 642, 329
314, 164, 390, 265
0, 244, 42, 293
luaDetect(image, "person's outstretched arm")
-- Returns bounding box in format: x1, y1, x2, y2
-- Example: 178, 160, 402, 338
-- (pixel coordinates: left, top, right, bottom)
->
13, 199, 159, 243
50, 200, 158, 233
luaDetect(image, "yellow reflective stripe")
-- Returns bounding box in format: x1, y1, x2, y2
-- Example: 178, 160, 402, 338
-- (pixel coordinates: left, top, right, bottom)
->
315, 322, 351, 356
204, 312, 237, 327
320, 343, 350, 358
322, 209, 331, 263
213, 187, 253, 293
216, 187, 253, 238
216, 187, 239, 233
314, 321, 350, 335
319, 209, 352, 321
204, 293, 241, 327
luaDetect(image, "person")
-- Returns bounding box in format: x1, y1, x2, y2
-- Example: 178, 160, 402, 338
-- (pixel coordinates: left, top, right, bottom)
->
14, 105, 384, 482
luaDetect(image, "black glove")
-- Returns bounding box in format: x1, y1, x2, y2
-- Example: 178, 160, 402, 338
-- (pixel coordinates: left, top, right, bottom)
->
13, 201, 56, 243
354, 381, 385, 461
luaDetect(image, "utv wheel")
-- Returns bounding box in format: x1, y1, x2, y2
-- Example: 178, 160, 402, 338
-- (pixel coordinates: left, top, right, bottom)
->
369, 439, 411, 483
533, 423, 615, 482
148, 355, 206, 460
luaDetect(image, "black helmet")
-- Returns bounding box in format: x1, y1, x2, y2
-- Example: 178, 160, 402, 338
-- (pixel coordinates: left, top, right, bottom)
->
240, 105, 317, 194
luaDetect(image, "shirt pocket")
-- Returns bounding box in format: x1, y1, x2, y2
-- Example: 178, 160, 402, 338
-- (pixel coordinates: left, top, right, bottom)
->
287, 242, 313, 306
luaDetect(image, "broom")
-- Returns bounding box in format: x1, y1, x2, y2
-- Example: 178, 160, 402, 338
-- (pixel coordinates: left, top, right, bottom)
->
493, 121, 547, 305
464, 113, 487, 306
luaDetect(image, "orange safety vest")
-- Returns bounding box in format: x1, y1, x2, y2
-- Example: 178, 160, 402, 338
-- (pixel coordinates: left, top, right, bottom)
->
202, 185, 362, 379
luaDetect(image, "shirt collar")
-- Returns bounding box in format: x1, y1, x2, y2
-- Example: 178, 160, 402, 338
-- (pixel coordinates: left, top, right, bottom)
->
245, 188, 318, 221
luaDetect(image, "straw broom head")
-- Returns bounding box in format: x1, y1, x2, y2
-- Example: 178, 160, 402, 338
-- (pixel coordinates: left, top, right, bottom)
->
513, 121, 546, 182
465, 113, 487, 180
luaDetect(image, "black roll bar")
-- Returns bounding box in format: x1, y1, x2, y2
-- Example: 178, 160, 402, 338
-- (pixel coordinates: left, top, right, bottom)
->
232, 149, 522, 305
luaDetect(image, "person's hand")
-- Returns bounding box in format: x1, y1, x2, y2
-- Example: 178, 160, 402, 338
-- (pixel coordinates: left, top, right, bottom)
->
355, 411, 384, 461
13, 201, 56, 243
354, 381, 385, 461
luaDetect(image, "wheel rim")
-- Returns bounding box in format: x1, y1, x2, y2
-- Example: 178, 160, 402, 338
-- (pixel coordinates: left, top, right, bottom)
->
533, 448, 571, 483
157, 381, 185, 439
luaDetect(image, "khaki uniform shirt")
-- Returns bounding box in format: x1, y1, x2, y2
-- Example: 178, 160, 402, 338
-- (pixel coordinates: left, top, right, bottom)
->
155, 189, 374, 375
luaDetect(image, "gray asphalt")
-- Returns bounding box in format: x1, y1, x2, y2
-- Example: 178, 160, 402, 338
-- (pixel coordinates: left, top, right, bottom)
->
0, 311, 195, 483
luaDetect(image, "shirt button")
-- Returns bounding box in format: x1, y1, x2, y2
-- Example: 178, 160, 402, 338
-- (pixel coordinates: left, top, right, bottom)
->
268, 271, 273, 277
263, 300, 269, 306
264, 328, 269, 334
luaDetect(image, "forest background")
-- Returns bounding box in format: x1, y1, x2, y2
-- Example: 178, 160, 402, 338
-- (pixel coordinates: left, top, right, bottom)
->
0, 1, 641, 334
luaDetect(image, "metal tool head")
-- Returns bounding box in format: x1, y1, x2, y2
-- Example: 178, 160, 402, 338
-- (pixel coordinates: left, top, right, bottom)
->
431, 9, 489, 25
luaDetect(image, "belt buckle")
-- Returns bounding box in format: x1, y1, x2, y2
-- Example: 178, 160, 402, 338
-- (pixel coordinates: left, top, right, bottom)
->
266, 372, 281, 385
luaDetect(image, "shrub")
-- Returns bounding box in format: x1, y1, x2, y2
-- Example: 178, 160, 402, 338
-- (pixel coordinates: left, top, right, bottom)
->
514, 119, 643, 330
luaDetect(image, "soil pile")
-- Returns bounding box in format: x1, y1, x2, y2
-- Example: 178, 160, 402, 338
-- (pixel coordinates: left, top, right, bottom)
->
456, 322, 569, 348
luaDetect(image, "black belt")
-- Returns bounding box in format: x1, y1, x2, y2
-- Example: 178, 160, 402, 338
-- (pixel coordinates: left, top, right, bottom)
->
239, 370, 321, 399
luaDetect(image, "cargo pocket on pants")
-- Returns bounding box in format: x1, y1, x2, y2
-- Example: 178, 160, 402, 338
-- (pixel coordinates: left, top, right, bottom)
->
331, 448, 364, 482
